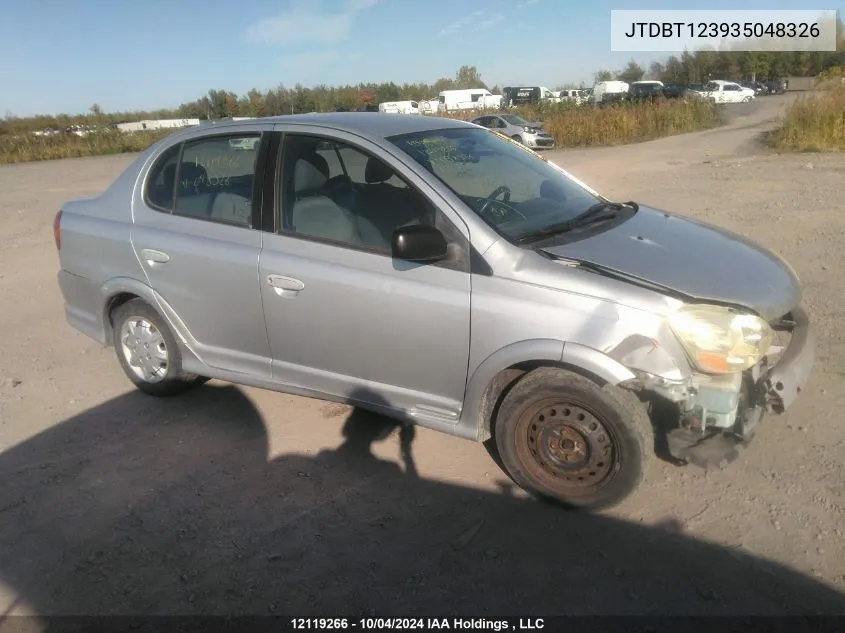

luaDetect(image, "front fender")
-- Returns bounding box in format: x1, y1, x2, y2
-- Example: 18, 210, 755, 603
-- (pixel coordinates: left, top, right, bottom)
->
457, 339, 637, 441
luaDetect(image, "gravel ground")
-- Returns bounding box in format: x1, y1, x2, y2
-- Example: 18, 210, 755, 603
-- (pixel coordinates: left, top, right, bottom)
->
1, 94, 844, 622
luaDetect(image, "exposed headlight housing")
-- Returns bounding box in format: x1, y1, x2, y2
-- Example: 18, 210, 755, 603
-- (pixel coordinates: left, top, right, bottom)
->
668, 305, 773, 374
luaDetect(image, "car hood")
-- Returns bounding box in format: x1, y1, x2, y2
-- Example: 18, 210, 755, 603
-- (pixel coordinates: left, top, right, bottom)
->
539, 205, 801, 321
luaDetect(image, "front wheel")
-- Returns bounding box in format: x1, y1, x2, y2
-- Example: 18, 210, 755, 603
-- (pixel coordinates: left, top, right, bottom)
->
493, 367, 653, 510
112, 298, 205, 397
743, 96, 752, 103
511, 134, 523, 145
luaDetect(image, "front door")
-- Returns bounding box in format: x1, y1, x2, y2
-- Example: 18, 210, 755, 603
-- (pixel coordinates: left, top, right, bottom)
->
257, 129, 472, 423
131, 128, 272, 377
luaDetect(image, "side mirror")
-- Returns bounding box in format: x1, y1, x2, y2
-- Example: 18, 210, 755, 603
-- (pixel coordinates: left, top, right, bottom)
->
392, 225, 447, 263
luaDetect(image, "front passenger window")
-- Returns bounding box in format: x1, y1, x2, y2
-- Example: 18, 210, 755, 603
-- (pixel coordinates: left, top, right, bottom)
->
280, 135, 439, 253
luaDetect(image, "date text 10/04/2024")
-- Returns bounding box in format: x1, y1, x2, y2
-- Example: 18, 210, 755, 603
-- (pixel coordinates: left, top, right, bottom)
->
290, 618, 545, 631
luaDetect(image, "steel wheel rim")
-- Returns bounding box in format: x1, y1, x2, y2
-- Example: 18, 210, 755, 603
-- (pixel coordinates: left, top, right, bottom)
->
515, 398, 619, 496
119, 317, 169, 383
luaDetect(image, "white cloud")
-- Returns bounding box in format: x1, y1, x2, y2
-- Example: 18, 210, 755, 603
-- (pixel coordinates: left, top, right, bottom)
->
281, 50, 343, 69
436, 10, 485, 38
246, 0, 380, 46
477, 14, 504, 30
517, 0, 540, 7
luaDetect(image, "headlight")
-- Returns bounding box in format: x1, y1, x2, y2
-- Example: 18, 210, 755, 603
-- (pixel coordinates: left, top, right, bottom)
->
668, 305, 773, 374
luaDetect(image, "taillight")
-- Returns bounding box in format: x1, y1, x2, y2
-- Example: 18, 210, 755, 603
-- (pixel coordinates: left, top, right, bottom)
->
53, 210, 62, 250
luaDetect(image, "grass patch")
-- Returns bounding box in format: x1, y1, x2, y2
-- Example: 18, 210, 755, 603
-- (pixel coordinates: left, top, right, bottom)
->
445, 99, 721, 148
0, 99, 721, 164
769, 86, 845, 152
0, 128, 173, 164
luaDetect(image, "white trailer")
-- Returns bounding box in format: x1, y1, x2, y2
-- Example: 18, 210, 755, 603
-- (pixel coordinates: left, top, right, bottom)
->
438, 88, 502, 112
378, 100, 421, 114
115, 118, 200, 133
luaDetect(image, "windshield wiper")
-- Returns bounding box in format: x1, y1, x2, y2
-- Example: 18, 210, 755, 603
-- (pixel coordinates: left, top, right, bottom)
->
516, 201, 638, 244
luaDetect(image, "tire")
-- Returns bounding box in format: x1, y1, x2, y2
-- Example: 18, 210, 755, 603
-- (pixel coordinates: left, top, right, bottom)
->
493, 367, 653, 511
511, 134, 523, 144
111, 298, 205, 397
743, 96, 752, 103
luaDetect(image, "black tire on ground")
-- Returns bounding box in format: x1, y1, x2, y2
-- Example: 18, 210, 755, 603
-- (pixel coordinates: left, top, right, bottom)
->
111, 298, 206, 397
511, 134, 523, 144
493, 366, 653, 511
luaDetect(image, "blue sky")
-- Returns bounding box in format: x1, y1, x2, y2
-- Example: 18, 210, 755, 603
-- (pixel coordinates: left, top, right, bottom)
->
0, 0, 840, 116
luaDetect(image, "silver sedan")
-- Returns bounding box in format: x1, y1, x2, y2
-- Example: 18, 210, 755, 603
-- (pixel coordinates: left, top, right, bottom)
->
55, 112, 813, 510
469, 113, 555, 149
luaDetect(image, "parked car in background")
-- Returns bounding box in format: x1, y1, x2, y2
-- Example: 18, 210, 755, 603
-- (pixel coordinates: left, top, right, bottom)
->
627, 80, 665, 102
591, 80, 629, 105
689, 80, 755, 103
557, 89, 586, 104
766, 80, 787, 95
741, 82, 769, 96
54, 113, 815, 511
419, 99, 440, 115
469, 113, 555, 149
501, 86, 559, 107
661, 84, 692, 99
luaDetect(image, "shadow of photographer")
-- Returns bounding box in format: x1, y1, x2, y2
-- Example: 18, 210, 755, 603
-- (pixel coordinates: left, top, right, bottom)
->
0, 383, 842, 626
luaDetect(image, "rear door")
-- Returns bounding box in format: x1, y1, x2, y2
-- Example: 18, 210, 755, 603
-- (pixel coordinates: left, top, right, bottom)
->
257, 126, 473, 423
130, 125, 273, 377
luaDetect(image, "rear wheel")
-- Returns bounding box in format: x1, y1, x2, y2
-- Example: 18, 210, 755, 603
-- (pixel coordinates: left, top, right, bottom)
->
493, 367, 653, 510
111, 298, 205, 397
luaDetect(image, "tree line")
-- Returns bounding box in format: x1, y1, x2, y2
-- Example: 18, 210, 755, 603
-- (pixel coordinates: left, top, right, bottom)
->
598, 19, 845, 85
3, 27, 844, 135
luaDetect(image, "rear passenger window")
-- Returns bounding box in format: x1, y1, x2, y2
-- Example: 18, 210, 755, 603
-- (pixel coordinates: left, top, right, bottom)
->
176, 135, 260, 227
144, 134, 260, 228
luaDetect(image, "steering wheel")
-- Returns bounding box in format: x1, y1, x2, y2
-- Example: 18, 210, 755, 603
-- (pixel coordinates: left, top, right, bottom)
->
477, 185, 526, 221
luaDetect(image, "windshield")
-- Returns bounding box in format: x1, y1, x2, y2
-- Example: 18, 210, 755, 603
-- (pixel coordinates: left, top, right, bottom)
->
386, 127, 601, 242
501, 114, 529, 125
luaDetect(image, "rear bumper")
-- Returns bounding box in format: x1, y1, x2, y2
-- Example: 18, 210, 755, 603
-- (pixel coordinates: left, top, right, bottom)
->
58, 269, 108, 345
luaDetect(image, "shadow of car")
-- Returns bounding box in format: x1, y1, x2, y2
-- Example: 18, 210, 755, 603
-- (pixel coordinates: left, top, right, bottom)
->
0, 384, 842, 622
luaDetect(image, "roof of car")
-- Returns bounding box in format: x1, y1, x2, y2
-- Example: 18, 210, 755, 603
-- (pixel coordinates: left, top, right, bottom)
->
193, 112, 472, 141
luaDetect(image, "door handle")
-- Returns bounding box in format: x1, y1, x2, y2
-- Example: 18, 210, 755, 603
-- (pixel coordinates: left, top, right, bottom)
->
267, 274, 304, 297
140, 248, 170, 264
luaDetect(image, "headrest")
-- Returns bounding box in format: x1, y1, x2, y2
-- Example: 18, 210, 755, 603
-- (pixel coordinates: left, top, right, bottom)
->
365, 157, 394, 184
307, 153, 330, 180
294, 158, 328, 194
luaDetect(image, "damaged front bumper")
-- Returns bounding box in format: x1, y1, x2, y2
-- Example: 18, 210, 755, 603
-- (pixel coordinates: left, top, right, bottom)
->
662, 307, 815, 468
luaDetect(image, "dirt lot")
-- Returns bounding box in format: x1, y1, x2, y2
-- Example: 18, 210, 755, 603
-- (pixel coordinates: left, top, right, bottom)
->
1, 94, 845, 620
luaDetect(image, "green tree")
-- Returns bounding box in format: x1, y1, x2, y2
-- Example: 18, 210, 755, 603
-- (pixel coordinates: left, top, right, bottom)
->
454, 65, 487, 89
593, 69, 614, 83
616, 59, 645, 83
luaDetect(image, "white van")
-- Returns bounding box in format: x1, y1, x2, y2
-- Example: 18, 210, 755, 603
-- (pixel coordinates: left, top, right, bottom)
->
419, 99, 440, 115
438, 88, 502, 112
378, 100, 420, 114
558, 89, 585, 104
591, 80, 629, 104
